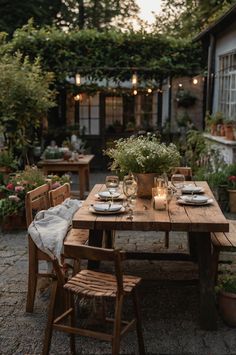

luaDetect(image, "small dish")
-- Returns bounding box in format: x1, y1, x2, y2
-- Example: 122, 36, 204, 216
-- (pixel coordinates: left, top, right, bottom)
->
89, 204, 125, 215
178, 195, 213, 206
181, 185, 204, 194
98, 191, 121, 199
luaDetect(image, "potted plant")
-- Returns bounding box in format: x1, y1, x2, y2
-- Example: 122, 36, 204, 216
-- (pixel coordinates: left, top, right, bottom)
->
0, 150, 18, 172
176, 89, 197, 108
216, 273, 236, 327
103, 133, 180, 197
224, 119, 235, 141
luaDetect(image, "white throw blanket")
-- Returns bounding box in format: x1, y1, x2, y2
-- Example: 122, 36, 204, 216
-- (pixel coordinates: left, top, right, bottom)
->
28, 198, 83, 261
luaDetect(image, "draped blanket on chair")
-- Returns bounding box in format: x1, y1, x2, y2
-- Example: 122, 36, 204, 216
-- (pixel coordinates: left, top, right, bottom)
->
28, 198, 82, 261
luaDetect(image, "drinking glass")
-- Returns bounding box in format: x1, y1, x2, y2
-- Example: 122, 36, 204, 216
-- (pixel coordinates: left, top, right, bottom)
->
105, 175, 119, 201
171, 174, 185, 197
123, 174, 138, 219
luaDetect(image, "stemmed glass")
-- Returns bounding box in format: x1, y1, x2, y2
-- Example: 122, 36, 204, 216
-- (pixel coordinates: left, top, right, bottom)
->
123, 174, 138, 219
171, 174, 185, 197
105, 175, 119, 202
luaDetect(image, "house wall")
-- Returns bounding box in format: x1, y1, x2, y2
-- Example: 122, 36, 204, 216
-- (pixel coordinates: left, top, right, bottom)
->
213, 22, 236, 113
170, 76, 204, 132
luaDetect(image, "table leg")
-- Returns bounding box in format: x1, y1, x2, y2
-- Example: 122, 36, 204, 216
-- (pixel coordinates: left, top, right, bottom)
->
187, 232, 198, 262
87, 229, 103, 269
190, 231, 218, 330
78, 166, 86, 199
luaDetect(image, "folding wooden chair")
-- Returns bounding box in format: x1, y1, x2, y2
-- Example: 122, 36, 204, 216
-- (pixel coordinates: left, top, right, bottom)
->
25, 183, 51, 312
42, 245, 145, 355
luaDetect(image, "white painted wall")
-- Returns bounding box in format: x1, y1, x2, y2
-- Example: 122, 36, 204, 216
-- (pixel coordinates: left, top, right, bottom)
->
213, 23, 236, 113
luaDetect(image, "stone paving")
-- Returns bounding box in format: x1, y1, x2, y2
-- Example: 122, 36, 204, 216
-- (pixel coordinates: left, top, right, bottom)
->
1, 171, 236, 354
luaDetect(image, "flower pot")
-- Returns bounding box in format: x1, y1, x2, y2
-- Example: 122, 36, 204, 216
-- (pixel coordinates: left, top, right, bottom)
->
218, 290, 236, 327
1, 213, 27, 231
225, 124, 235, 140
134, 173, 157, 198
228, 189, 236, 213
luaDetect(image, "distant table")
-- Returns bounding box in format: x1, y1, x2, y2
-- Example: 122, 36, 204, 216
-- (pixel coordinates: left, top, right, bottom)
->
38, 155, 94, 199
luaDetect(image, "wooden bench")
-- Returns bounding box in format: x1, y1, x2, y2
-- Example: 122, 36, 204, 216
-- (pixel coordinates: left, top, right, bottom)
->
211, 219, 236, 283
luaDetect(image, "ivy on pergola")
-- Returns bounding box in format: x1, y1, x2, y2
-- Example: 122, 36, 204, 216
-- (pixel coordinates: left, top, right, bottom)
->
3, 22, 203, 91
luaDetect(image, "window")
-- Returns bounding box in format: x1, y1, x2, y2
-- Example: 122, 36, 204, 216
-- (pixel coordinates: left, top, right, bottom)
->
105, 96, 123, 128
75, 93, 100, 135
218, 52, 236, 118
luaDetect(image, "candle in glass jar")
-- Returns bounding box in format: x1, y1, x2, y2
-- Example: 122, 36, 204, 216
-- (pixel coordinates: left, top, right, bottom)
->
154, 195, 166, 210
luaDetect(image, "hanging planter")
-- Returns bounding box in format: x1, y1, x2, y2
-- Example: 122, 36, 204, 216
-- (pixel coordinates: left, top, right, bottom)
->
176, 90, 197, 108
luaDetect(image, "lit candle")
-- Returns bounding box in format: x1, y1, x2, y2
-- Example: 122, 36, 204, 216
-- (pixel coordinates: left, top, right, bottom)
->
154, 195, 166, 210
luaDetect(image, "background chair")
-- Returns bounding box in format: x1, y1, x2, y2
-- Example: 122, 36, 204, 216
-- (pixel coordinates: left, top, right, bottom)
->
25, 183, 52, 312
42, 245, 145, 355
49, 183, 89, 271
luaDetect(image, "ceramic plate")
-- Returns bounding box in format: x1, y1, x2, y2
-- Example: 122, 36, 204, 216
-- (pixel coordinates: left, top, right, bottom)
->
178, 195, 213, 206
181, 185, 204, 194
97, 191, 121, 199
89, 204, 125, 215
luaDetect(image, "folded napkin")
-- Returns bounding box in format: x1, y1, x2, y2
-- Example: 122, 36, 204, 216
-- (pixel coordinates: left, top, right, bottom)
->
28, 198, 82, 261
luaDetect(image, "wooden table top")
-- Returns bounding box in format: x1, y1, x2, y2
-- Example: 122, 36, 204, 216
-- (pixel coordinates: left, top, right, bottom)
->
72, 182, 229, 233
38, 154, 94, 166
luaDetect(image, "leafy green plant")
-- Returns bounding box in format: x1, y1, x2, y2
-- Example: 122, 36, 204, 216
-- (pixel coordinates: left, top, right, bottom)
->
0, 151, 18, 170
104, 133, 180, 175
216, 274, 236, 294
176, 90, 197, 107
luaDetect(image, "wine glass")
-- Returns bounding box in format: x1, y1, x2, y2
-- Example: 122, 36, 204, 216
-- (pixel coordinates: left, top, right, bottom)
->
171, 174, 185, 197
105, 175, 119, 202
123, 174, 138, 219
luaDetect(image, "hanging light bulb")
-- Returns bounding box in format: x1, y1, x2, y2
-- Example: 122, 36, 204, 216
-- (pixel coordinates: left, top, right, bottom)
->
75, 73, 81, 86
74, 94, 81, 101
147, 88, 152, 94
131, 73, 138, 85
133, 89, 138, 95
193, 78, 198, 85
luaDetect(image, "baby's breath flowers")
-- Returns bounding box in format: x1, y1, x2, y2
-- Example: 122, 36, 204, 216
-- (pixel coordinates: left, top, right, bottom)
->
104, 134, 181, 175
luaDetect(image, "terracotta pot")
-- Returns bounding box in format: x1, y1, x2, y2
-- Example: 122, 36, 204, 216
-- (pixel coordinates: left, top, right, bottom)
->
228, 189, 236, 213
225, 124, 235, 140
134, 173, 157, 198
218, 290, 236, 327
1, 213, 27, 231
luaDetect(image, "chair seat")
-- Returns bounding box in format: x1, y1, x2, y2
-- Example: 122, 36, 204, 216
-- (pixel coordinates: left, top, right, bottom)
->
64, 269, 141, 297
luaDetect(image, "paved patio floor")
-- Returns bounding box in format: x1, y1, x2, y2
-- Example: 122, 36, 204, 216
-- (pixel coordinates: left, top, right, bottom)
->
1, 171, 236, 354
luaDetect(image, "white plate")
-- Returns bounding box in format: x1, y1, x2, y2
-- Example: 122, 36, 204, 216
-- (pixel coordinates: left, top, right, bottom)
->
181, 185, 204, 194
89, 205, 125, 215
97, 191, 121, 199
178, 196, 213, 206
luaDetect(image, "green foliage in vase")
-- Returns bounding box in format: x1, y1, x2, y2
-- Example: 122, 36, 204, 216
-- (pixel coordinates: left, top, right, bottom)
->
104, 133, 181, 175
216, 273, 236, 294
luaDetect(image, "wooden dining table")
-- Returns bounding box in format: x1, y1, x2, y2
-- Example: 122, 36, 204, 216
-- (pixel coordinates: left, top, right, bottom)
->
38, 154, 94, 199
66, 181, 229, 331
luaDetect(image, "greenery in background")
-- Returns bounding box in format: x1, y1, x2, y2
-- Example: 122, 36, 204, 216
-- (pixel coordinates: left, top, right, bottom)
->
0, 52, 56, 162
1, 22, 203, 86
0, 151, 18, 170
104, 133, 181, 175
153, 0, 236, 38
216, 273, 236, 294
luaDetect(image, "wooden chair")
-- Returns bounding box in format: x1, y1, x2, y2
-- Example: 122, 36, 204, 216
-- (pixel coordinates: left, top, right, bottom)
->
42, 245, 145, 355
211, 220, 236, 283
49, 183, 89, 271
25, 183, 52, 313
48, 182, 71, 207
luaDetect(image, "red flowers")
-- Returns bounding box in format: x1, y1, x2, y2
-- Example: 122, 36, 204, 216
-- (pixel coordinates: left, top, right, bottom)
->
6, 182, 14, 190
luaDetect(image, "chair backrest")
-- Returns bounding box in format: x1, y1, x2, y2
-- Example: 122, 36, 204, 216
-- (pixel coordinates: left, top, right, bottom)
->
52, 245, 126, 295
25, 183, 50, 227
171, 166, 192, 181
49, 183, 71, 207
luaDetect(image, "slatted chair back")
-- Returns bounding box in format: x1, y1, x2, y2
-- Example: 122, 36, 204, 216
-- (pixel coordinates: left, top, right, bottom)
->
43, 245, 145, 355
170, 166, 192, 181
49, 183, 71, 207
25, 183, 51, 313
25, 184, 50, 227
